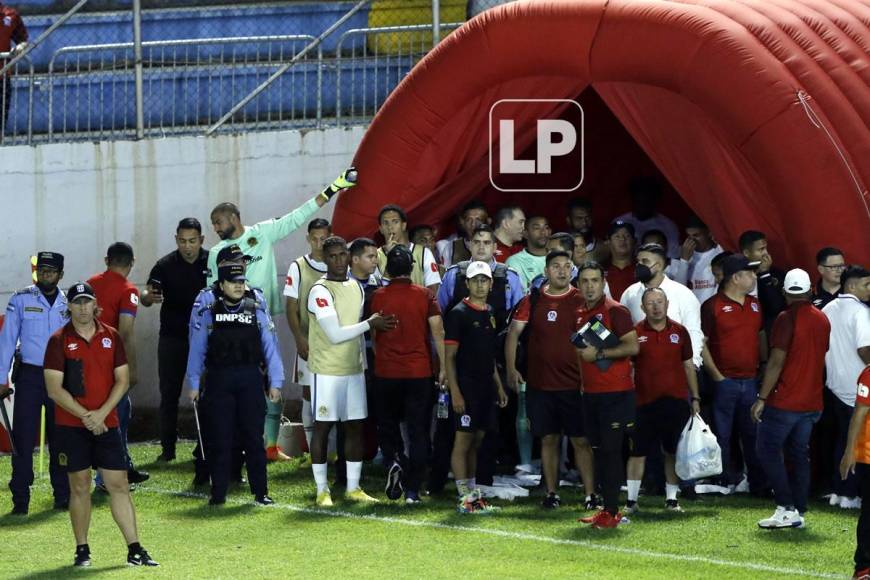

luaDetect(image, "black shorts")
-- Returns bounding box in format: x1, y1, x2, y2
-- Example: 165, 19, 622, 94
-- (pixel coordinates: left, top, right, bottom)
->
583, 390, 636, 448
454, 376, 497, 433
55, 426, 127, 472
629, 397, 691, 457
526, 388, 585, 438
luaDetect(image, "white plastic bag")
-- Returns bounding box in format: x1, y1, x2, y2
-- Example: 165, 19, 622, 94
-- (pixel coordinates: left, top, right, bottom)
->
675, 414, 722, 481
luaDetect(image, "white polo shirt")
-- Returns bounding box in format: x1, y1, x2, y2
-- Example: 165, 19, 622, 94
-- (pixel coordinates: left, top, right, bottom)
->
621, 275, 703, 367
680, 244, 724, 305
823, 294, 870, 406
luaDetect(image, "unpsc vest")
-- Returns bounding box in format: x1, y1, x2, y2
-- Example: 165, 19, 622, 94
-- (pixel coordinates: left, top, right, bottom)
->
295, 255, 325, 337
206, 298, 263, 369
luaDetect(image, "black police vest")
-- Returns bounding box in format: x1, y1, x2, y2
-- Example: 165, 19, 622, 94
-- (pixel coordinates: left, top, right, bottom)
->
205, 297, 264, 369
449, 261, 509, 331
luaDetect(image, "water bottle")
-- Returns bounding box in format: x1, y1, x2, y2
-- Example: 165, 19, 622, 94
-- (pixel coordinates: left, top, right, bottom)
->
436, 384, 450, 419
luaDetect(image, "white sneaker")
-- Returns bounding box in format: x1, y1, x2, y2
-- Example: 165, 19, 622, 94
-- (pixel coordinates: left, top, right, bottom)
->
824, 493, 840, 506
734, 477, 750, 494
840, 496, 862, 509
758, 506, 803, 529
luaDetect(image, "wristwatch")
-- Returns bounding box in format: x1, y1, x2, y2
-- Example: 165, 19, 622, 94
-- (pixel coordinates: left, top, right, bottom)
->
595, 349, 606, 361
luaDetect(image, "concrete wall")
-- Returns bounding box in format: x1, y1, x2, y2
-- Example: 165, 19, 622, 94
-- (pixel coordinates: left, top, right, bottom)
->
0, 126, 367, 411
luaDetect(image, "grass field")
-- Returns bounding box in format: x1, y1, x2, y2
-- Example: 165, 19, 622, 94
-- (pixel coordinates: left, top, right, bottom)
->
0, 442, 856, 579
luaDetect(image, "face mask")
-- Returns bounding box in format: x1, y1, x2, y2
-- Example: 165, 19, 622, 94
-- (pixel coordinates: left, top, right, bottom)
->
635, 264, 654, 284
36, 281, 57, 294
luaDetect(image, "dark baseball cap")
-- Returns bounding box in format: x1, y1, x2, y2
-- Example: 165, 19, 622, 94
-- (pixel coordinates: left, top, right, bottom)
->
218, 263, 247, 282
386, 244, 414, 276
608, 220, 636, 238
36, 251, 64, 270
721, 255, 760, 281
216, 244, 250, 265
67, 281, 96, 302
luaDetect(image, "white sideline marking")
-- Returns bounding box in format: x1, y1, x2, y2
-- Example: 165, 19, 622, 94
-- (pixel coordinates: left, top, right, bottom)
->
140, 485, 846, 579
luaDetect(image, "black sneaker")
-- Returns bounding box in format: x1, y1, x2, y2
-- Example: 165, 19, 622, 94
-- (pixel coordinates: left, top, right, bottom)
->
255, 495, 275, 506
385, 462, 404, 500
155, 451, 175, 463
665, 499, 683, 512
54, 498, 70, 511
584, 494, 602, 511
127, 469, 150, 484
74, 546, 91, 567
127, 547, 159, 567
192, 472, 210, 487
542, 492, 561, 509
11, 502, 28, 515
208, 496, 226, 506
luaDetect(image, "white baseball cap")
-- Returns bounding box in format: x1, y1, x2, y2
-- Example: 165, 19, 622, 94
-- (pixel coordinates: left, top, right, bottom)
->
783, 268, 811, 294
465, 261, 493, 279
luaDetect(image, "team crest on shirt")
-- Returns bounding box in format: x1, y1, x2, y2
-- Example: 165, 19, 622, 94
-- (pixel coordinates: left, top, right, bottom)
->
595, 314, 604, 321
101, 337, 112, 348
58, 453, 67, 467
460, 415, 471, 428
247, 237, 258, 248
859, 383, 869, 398
130, 293, 139, 305
318, 405, 328, 418
751, 302, 759, 312
547, 310, 557, 322
669, 333, 680, 344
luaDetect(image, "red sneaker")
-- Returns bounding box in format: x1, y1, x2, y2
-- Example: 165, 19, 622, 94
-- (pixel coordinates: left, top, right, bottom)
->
578, 510, 602, 524
853, 568, 870, 580
590, 510, 622, 529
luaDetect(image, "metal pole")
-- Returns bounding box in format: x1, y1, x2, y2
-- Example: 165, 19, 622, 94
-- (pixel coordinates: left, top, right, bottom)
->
132, 0, 145, 139
205, 0, 369, 136
432, 0, 440, 50
0, 0, 89, 76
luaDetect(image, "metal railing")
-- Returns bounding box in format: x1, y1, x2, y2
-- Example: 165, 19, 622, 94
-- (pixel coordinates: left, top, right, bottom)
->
0, 52, 35, 145
334, 22, 462, 126
47, 35, 320, 141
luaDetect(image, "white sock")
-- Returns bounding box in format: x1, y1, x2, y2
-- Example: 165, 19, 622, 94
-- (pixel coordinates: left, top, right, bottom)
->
302, 399, 314, 449
312, 463, 329, 494
347, 461, 363, 491
455, 478, 471, 497
627, 480, 641, 502
666, 484, 679, 501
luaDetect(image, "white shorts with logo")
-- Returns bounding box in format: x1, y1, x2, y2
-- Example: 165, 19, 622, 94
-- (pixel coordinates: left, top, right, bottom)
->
311, 372, 367, 422
293, 355, 313, 387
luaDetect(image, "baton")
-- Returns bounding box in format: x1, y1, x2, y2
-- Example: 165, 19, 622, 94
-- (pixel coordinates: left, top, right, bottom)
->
192, 399, 206, 460
0, 388, 16, 456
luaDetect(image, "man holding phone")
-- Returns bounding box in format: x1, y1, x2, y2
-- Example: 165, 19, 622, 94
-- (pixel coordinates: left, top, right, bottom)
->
141, 218, 209, 462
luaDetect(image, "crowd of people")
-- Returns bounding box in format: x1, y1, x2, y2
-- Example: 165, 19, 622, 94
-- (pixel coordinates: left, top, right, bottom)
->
1, 172, 869, 576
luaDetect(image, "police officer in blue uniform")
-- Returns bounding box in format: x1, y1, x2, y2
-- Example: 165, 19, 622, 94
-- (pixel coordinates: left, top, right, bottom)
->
188, 244, 266, 485
0, 251, 70, 514
187, 262, 283, 506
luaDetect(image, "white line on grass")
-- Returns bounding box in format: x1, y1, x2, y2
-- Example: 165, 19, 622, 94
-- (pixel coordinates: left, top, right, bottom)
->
141, 485, 846, 579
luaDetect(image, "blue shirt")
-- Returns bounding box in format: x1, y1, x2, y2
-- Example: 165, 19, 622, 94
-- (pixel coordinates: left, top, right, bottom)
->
186, 286, 282, 391
0, 285, 69, 376
437, 259, 524, 314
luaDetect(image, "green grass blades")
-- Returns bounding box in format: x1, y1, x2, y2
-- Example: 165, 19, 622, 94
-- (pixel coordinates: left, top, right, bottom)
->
0, 443, 855, 579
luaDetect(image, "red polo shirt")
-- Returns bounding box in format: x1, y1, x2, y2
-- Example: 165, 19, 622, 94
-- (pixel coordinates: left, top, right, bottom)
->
512, 286, 584, 391
370, 278, 440, 379
44, 321, 127, 428
701, 292, 762, 379
88, 270, 139, 328
576, 297, 635, 393
494, 239, 522, 263
634, 319, 692, 405
605, 263, 635, 301
766, 301, 831, 412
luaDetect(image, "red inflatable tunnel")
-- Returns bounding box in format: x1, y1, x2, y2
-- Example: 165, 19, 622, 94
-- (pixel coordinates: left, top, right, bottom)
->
333, 0, 870, 270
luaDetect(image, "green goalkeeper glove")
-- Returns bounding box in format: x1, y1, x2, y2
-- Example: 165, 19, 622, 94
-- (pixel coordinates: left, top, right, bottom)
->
320, 167, 358, 201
